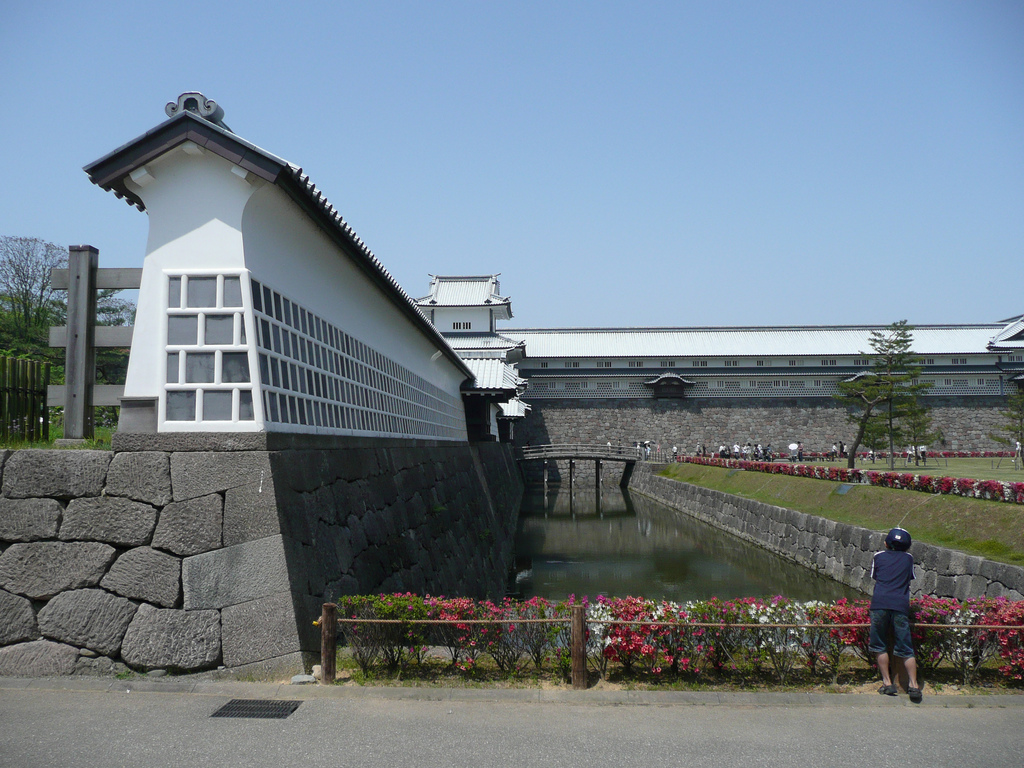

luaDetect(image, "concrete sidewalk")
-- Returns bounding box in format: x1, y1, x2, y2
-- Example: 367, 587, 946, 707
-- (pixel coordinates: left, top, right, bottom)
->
3, 678, 1024, 768
3, 675, 1022, 707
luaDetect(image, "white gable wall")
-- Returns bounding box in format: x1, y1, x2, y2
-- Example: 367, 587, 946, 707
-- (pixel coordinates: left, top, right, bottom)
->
120, 143, 468, 439
122, 147, 254, 412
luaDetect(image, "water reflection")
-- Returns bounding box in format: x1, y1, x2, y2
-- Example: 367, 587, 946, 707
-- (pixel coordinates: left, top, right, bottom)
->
513, 483, 863, 603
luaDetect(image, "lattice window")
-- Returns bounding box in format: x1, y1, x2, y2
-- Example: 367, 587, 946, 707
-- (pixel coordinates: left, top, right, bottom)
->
165, 273, 254, 424
250, 279, 464, 438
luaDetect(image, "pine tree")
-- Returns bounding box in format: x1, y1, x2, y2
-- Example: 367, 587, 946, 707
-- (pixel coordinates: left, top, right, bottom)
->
834, 321, 931, 469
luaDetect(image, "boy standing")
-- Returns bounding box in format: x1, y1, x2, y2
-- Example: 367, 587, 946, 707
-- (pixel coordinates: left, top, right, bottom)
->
869, 527, 923, 703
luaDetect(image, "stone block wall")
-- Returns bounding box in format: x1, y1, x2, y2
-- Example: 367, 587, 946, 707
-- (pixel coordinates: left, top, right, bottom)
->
0, 436, 522, 679
518, 396, 1009, 455
628, 463, 1024, 601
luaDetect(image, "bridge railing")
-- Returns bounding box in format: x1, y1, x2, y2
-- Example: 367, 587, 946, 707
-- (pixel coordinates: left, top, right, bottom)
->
519, 443, 664, 462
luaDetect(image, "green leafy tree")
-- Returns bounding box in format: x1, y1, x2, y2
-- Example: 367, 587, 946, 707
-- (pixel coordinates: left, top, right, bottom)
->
0, 236, 67, 352
834, 321, 930, 469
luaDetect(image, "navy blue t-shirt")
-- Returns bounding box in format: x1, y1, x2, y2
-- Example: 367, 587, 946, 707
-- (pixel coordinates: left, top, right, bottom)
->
869, 549, 915, 613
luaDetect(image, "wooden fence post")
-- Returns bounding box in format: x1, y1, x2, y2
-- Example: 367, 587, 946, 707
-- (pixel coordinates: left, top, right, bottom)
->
321, 602, 337, 684
63, 245, 99, 440
571, 604, 586, 690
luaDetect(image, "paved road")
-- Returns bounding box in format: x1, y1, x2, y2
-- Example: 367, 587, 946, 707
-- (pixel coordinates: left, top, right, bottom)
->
2, 678, 1023, 768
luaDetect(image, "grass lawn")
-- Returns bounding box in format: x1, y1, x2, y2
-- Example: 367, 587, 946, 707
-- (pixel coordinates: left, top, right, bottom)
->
801, 456, 1024, 483
659, 462, 1024, 566
0, 424, 114, 449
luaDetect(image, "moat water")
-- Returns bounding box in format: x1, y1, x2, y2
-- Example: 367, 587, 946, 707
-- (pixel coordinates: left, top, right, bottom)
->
512, 483, 863, 603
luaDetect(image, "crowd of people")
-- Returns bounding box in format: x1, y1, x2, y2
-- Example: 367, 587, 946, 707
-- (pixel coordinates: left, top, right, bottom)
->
670, 440, 852, 463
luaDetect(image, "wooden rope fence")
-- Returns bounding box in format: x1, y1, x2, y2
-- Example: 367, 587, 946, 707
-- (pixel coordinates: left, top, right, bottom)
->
318, 603, 1022, 689
0, 356, 50, 442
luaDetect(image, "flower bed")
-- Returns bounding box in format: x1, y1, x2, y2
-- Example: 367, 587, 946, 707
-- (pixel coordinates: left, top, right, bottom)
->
333, 594, 1024, 686
679, 456, 1024, 505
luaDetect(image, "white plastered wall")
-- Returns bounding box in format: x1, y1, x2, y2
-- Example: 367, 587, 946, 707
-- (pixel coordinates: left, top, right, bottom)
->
432, 306, 494, 333
239, 184, 468, 405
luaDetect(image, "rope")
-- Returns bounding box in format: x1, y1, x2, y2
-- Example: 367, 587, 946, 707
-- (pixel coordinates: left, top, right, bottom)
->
334, 617, 1022, 630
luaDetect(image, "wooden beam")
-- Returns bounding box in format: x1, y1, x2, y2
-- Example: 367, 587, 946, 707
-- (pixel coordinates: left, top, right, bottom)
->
47, 384, 125, 408
49, 325, 134, 348
50, 267, 143, 291
63, 246, 98, 439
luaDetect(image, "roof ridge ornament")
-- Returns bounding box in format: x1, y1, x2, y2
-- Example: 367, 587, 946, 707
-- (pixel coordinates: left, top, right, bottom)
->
165, 92, 232, 132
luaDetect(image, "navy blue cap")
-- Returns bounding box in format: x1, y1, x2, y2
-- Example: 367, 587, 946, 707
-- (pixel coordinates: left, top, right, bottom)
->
885, 527, 912, 551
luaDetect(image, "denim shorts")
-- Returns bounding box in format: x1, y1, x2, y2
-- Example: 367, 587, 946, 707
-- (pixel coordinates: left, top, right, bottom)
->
868, 609, 915, 658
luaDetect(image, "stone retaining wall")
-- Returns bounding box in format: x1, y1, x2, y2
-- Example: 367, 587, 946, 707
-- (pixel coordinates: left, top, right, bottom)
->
518, 396, 1009, 454
628, 463, 1024, 601
0, 436, 522, 679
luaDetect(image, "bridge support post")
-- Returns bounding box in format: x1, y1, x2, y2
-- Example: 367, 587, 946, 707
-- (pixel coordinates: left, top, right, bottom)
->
543, 460, 548, 486
620, 460, 635, 488
595, 459, 602, 492
569, 459, 575, 491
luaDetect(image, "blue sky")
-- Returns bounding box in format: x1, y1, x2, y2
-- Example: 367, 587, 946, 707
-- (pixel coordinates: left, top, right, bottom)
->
1, 1, 1021, 329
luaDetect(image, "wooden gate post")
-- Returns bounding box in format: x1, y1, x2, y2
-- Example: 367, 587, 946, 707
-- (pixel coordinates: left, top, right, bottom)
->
321, 602, 337, 684
571, 604, 587, 690
63, 245, 99, 440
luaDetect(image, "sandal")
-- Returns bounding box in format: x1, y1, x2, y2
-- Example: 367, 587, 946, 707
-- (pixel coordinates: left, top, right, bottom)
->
878, 684, 898, 696
908, 686, 923, 703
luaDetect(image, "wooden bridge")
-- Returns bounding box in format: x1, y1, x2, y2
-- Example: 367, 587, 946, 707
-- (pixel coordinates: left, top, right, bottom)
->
518, 443, 664, 489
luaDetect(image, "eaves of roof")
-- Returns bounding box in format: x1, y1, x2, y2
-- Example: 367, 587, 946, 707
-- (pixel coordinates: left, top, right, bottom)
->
520, 367, 858, 376
83, 111, 472, 381
504, 326, 1004, 358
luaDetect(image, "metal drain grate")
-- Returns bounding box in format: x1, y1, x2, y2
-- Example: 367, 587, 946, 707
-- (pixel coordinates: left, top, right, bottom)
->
211, 699, 301, 719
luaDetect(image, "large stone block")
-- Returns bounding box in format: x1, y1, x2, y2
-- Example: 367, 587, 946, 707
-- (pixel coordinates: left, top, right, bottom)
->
222, 482, 282, 546
0, 588, 37, 645
101, 547, 181, 607
0, 541, 116, 599
170, 451, 272, 501
59, 497, 157, 546
221, 591, 306, 667
182, 534, 290, 610
120, 604, 220, 671
152, 494, 222, 556
0, 639, 79, 676
0, 497, 62, 542
37, 588, 137, 656
2, 450, 111, 499
934, 574, 956, 598
952, 574, 974, 602
105, 451, 172, 506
